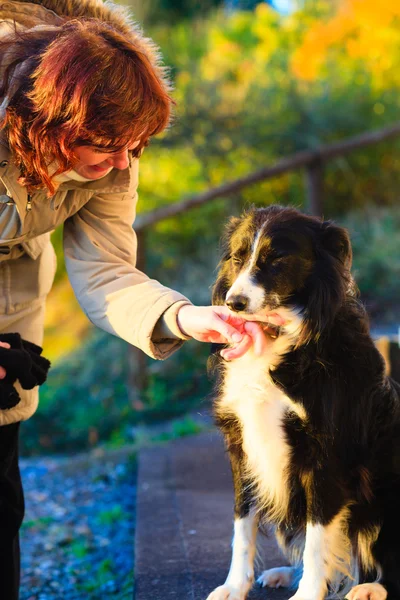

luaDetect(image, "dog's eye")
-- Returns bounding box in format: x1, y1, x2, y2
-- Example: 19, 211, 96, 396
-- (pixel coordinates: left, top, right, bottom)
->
269, 252, 289, 264
270, 257, 284, 264
232, 256, 244, 266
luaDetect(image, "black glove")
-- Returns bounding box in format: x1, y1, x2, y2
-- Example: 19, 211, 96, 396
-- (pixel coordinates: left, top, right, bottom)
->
0, 334, 51, 410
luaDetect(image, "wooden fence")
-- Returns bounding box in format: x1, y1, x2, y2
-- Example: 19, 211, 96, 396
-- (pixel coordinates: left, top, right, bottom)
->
128, 122, 400, 400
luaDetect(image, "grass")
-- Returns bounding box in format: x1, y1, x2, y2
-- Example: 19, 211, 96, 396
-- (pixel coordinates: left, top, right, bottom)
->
96, 505, 127, 526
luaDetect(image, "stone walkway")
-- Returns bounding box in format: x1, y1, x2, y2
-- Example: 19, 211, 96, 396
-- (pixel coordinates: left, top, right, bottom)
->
135, 431, 291, 600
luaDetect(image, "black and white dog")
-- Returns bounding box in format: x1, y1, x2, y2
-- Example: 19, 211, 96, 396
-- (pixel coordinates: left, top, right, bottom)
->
207, 205, 400, 600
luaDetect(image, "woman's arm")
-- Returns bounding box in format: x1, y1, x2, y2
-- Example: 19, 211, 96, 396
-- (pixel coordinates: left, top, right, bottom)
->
63, 159, 191, 360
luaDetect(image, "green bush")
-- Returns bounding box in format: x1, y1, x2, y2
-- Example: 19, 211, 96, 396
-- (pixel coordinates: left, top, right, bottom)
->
342, 207, 400, 323
21, 328, 213, 456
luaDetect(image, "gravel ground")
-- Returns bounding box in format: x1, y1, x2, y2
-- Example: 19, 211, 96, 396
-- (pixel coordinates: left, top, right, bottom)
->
19, 447, 136, 600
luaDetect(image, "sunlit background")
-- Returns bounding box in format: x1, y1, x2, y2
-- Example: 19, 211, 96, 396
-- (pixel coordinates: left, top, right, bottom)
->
25, 0, 400, 456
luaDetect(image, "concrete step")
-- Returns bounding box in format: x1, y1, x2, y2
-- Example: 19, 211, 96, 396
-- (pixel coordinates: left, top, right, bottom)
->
134, 431, 291, 600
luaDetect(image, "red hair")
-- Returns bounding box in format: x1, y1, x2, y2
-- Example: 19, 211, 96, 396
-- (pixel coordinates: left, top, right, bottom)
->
0, 19, 173, 195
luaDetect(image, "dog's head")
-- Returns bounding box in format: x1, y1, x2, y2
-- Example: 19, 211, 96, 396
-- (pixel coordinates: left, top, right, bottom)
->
213, 205, 355, 345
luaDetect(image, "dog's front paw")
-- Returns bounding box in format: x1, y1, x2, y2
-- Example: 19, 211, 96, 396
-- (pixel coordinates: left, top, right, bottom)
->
288, 590, 325, 600
345, 583, 387, 600
206, 582, 251, 600
257, 566, 296, 589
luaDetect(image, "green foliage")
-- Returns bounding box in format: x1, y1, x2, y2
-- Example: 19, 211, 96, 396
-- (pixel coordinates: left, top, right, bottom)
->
342, 207, 400, 323
21, 516, 55, 531
78, 557, 115, 592
52, 3, 400, 285
21, 328, 213, 456
97, 505, 126, 526
139, 1, 400, 323
119, 0, 223, 25
70, 539, 90, 559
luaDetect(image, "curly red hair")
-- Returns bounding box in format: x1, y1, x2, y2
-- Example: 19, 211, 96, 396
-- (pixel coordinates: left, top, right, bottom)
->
0, 19, 173, 195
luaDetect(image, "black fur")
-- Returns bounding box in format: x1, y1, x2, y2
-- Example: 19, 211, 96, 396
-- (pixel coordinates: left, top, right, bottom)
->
211, 205, 400, 599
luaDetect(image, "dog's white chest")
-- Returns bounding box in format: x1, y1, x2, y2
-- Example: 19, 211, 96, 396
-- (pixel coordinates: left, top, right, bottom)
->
219, 351, 295, 521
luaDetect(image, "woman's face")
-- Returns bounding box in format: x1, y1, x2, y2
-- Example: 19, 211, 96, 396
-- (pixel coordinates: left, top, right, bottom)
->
73, 140, 140, 180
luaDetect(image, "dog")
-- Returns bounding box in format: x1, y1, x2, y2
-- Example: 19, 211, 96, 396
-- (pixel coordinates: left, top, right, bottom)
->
207, 205, 400, 600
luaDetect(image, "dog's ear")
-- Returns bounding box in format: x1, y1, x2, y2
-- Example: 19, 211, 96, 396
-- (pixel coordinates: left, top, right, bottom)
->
321, 221, 352, 270
224, 215, 242, 243
211, 215, 241, 306
300, 221, 353, 345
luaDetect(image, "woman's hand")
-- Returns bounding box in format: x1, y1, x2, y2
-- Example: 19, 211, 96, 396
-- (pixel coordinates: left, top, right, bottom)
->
176, 305, 272, 360
0, 341, 11, 379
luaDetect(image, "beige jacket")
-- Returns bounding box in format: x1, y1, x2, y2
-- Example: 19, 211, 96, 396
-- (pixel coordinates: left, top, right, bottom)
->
0, 0, 192, 360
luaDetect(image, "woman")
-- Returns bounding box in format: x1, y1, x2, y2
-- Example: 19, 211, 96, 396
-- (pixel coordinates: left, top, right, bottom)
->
0, 1, 270, 597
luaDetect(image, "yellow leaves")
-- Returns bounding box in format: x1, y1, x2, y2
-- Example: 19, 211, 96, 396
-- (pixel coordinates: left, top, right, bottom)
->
291, 0, 400, 86
254, 40, 275, 64
291, 8, 355, 80
253, 1, 278, 40
201, 39, 242, 81
352, 0, 400, 27
197, 6, 284, 113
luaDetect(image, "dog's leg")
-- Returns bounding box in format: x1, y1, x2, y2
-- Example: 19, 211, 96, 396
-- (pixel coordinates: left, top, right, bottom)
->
289, 522, 328, 600
207, 435, 258, 600
207, 510, 258, 600
288, 504, 352, 600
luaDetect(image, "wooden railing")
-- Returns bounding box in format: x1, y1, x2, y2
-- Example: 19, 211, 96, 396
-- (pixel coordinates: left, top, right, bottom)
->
135, 121, 400, 231
128, 122, 400, 399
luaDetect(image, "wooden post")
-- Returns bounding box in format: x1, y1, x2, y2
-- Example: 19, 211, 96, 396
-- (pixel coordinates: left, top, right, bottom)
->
305, 159, 324, 217
128, 228, 148, 411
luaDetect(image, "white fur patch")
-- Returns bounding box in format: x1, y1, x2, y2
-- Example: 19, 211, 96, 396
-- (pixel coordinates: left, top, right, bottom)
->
345, 583, 387, 600
291, 523, 327, 600
288, 509, 357, 600
257, 566, 297, 589
218, 317, 304, 524
207, 512, 258, 600
225, 223, 268, 314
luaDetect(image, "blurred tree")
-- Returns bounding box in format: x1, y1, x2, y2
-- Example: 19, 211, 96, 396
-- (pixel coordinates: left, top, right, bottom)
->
119, 0, 274, 25
157, 0, 223, 19
48, 0, 400, 360
119, 0, 224, 23
225, 0, 273, 10
42, 0, 400, 442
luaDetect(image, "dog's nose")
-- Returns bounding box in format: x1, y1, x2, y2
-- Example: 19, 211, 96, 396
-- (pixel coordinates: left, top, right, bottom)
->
226, 295, 249, 312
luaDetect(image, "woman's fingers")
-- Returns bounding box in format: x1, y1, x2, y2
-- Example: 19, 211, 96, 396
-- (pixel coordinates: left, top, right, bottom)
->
0, 342, 11, 349
210, 314, 244, 344
220, 322, 274, 361
244, 321, 272, 356
221, 334, 252, 360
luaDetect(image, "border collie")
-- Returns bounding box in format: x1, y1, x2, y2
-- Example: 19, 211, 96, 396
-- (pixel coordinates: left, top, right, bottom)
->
207, 205, 400, 600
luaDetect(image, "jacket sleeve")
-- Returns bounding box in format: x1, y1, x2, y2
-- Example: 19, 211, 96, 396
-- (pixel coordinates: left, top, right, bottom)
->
63, 159, 192, 359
